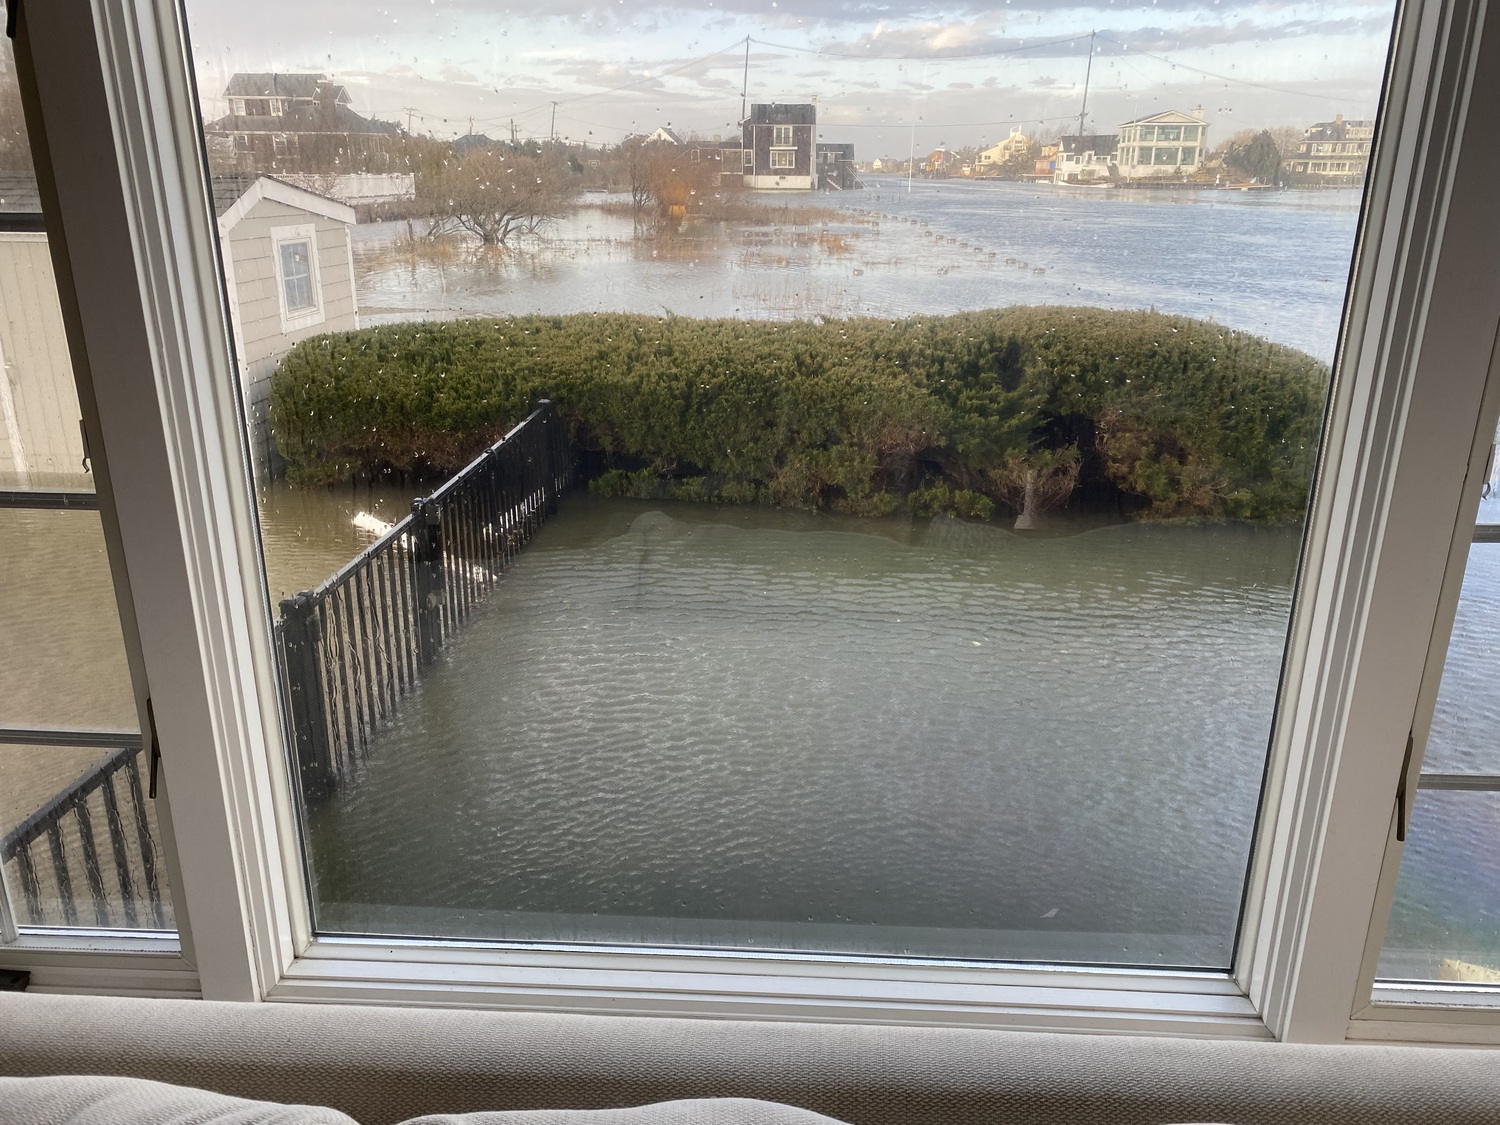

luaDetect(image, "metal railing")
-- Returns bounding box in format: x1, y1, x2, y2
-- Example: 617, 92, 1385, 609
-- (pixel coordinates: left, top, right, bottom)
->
276, 400, 572, 803
1, 739, 169, 930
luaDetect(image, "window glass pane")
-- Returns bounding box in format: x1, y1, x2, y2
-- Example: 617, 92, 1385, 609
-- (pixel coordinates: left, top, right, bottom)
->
183, 0, 1396, 965
0, 494, 137, 735
279, 241, 314, 310
1378, 790, 1500, 984
1421, 544, 1500, 775
0, 741, 174, 931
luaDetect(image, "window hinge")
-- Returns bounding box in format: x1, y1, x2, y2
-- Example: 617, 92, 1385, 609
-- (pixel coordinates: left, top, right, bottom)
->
1395, 730, 1416, 842
146, 697, 162, 799
1482, 443, 1497, 500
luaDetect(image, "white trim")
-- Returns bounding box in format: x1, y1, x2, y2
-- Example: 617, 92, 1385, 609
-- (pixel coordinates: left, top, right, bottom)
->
269, 222, 324, 333
270, 939, 1269, 1037
24, 0, 308, 1000
216, 176, 355, 236
1239, 0, 1500, 1041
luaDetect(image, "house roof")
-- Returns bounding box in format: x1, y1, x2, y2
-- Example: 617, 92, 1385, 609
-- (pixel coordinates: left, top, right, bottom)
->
224, 73, 350, 104
1060, 134, 1119, 155
747, 103, 816, 126
212, 173, 357, 231
647, 127, 684, 145
207, 102, 401, 138
1119, 110, 1205, 126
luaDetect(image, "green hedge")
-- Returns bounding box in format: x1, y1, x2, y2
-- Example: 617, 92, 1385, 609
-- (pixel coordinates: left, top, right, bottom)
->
270, 308, 1328, 520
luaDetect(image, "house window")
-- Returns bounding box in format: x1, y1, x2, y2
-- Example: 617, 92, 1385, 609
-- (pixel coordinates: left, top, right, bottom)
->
770, 149, 795, 169
1154, 146, 1180, 164
1182, 125, 1200, 142
1135, 146, 1152, 165
1138, 124, 1157, 141
772, 125, 794, 146
233, 134, 250, 153
269, 99, 284, 117
271, 224, 323, 330
1158, 125, 1182, 142
1180, 147, 1198, 165
272, 135, 289, 157
743, 149, 753, 167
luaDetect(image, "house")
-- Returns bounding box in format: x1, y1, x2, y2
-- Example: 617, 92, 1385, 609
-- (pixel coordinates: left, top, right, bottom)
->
212, 174, 358, 472
0, 175, 84, 486
1115, 108, 1208, 179
646, 126, 684, 146
1288, 114, 1375, 183
921, 147, 959, 175
815, 142, 858, 190
206, 73, 402, 174
977, 126, 1032, 169
1053, 133, 1119, 184
740, 103, 816, 190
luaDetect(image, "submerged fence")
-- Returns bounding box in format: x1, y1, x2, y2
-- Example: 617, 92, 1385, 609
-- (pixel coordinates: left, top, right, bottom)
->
1, 741, 170, 930
276, 400, 572, 803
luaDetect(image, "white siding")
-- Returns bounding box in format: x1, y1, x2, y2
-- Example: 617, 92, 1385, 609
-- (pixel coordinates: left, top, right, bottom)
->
221, 196, 357, 472
0, 233, 87, 485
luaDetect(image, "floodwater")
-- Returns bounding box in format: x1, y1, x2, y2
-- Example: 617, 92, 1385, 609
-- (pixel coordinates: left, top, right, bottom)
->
355, 176, 1361, 362
309, 497, 1300, 967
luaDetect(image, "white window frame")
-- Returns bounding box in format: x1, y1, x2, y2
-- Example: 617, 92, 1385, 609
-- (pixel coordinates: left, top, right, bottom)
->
769, 149, 795, 170
771, 124, 793, 146
270, 224, 323, 332
6, 0, 1500, 1044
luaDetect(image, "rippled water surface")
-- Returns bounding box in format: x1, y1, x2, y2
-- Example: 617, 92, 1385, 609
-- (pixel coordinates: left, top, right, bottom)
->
355, 177, 1361, 362
310, 498, 1300, 966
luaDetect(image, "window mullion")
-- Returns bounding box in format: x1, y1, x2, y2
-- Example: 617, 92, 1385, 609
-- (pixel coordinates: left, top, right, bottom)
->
18, 0, 307, 999
1239, 0, 1500, 1042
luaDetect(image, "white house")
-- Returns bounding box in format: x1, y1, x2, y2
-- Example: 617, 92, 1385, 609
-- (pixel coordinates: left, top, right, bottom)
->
977, 127, 1032, 168
645, 126, 684, 145
1115, 109, 1208, 179
213, 174, 358, 472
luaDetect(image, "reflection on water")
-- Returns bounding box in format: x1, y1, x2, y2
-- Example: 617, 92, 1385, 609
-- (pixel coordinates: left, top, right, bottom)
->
355, 178, 1361, 361
309, 496, 1299, 966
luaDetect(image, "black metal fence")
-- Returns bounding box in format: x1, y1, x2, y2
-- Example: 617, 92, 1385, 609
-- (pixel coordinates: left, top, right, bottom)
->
1, 742, 170, 930
276, 400, 572, 803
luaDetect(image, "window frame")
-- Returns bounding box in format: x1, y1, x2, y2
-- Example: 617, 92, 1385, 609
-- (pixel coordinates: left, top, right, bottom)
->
270, 224, 322, 332
769, 149, 795, 169
9, 0, 1500, 1043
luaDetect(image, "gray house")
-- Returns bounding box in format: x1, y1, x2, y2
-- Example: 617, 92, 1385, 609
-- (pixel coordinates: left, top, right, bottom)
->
213, 174, 357, 472
741, 103, 816, 190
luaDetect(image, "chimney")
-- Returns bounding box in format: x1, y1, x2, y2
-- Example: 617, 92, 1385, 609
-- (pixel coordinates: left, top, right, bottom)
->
1335, 113, 1344, 124
1193, 105, 1204, 120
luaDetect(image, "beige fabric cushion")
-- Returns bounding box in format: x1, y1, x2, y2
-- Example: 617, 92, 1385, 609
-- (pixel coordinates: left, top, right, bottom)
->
0, 1075, 356, 1125
4, 992, 1500, 1125
402, 1098, 848, 1124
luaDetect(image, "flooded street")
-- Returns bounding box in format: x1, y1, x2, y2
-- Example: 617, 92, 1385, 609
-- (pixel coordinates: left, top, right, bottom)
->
356, 177, 1361, 362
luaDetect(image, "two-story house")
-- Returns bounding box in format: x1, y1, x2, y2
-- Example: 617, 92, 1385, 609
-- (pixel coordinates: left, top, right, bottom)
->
1288, 114, 1375, 183
1115, 109, 1208, 179
1053, 134, 1119, 183
206, 73, 402, 174
977, 127, 1033, 170
741, 103, 816, 190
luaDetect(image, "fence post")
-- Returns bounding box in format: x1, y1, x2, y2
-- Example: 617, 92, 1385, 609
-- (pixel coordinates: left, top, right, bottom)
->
412, 497, 446, 667
279, 592, 336, 803
539, 399, 558, 514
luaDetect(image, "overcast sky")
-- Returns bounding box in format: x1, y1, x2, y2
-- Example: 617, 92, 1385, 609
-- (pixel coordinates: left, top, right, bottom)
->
183, 0, 1396, 154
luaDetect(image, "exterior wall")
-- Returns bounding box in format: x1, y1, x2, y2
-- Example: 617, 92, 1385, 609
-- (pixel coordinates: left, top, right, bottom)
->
0, 234, 87, 485
1116, 117, 1207, 179
742, 115, 815, 190
221, 197, 357, 473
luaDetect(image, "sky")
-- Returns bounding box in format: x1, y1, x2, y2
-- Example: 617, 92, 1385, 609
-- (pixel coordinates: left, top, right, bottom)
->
182, 0, 1396, 156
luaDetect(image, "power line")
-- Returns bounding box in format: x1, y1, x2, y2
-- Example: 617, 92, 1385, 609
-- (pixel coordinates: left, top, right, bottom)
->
1094, 33, 1370, 105
750, 32, 1091, 61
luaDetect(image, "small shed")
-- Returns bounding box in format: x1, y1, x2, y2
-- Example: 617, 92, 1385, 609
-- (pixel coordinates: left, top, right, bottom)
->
214, 174, 357, 473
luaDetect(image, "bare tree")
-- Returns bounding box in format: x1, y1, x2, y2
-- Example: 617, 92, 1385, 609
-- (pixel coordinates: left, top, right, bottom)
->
421, 147, 575, 246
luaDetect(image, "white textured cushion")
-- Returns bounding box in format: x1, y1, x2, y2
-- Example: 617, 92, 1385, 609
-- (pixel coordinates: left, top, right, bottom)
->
401, 1098, 848, 1124
0, 1076, 357, 1125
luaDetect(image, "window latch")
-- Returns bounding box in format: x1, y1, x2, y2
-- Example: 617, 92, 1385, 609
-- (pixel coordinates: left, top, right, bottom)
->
146, 697, 162, 799
78, 419, 91, 474
1395, 730, 1416, 842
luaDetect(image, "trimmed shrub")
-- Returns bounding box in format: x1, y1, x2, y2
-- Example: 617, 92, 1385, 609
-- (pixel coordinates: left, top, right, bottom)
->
270, 308, 1328, 521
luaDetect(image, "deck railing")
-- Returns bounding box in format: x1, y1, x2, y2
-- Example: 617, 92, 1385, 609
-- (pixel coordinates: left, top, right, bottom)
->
1, 740, 169, 930
276, 400, 572, 803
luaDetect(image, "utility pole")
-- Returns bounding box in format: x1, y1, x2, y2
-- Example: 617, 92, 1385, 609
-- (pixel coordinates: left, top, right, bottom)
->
402, 106, 417, 133
510, 118, 517, 145
1077, 30, 1096, 138
740, 36, 750, 124
550, 102, 557, 145
908, 118, 915, 193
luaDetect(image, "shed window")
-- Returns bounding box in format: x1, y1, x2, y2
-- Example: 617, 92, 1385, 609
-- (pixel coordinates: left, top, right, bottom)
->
279, 240, 314, 312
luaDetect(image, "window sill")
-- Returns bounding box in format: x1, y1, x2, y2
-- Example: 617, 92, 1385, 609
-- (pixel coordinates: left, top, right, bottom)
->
266, 937, 1270, 1037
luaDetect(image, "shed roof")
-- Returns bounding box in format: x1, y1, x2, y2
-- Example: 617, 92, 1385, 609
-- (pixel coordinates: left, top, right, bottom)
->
211, 174, 357, 230
0, 171, 42, 212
